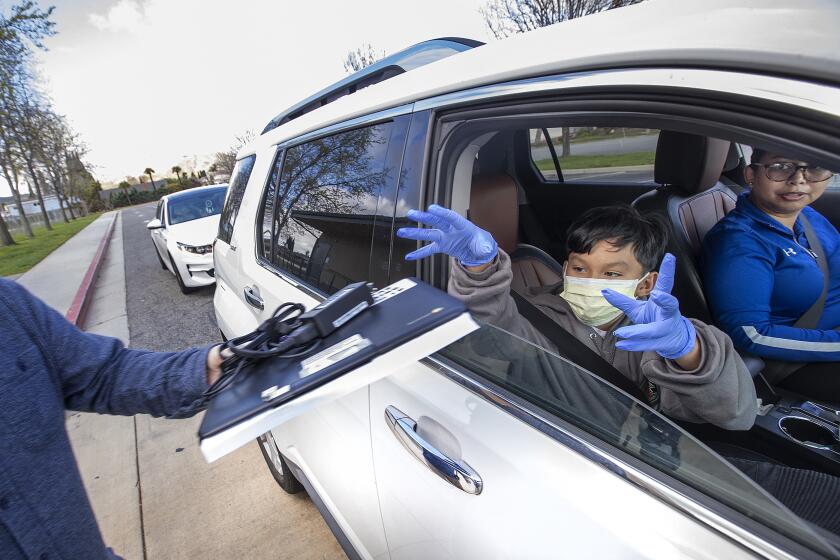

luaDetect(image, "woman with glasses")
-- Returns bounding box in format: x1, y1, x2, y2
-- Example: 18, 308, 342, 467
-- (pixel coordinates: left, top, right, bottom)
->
702, 148, 840, 398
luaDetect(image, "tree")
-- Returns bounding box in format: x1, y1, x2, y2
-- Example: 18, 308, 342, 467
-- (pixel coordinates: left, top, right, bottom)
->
343, 43, 384, 73
118, 180, 132, 205
481, 0, 644, 155
0, 1, 55, 239
144, 167, 156, 192
212, 130, 254, 180
0, 211, 13, 246
171, 165, 182, 185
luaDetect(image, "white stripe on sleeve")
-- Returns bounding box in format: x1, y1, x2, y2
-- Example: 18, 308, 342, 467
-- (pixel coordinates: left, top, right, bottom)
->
742, 325, 840, 352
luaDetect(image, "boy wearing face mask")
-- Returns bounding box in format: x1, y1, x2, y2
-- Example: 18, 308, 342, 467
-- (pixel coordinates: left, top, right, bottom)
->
398, 204, 757, 430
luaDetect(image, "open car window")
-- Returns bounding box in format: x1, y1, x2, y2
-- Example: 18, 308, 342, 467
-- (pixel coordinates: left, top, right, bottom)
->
436, 323, 837, 556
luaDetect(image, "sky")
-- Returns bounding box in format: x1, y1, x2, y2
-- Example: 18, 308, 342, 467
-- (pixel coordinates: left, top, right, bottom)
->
1, 0, 492, 195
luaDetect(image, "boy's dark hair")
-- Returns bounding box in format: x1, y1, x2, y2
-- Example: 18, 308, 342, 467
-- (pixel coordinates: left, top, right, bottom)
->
565, 205, 668, 272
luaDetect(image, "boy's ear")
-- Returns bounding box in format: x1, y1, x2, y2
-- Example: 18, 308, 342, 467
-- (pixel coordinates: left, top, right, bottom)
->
635, 271, 658, 298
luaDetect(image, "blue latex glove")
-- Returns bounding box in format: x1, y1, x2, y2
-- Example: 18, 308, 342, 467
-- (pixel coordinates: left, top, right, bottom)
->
396, 204, 498, 266
601, 253, 697, 360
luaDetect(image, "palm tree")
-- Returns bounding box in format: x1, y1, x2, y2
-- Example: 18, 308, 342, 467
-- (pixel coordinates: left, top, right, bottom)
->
118, 180, 133, 205
144, 167, 157, 193
171, 165, 182, 186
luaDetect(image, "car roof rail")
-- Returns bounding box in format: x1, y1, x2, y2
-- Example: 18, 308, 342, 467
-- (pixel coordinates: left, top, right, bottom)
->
260, 37, 484, 135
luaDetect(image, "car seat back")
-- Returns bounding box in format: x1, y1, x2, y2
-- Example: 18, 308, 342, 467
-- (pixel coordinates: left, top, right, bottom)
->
633, 131, 733, 323
469, 173, 564, 293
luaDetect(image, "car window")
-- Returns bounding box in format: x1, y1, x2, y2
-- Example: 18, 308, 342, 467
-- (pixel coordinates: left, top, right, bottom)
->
261, 122, 394, 295
530, 127, 658, 185
217, 155, 256, 243
436, 324, 835, 556
167, 188, 227, 225
155, 201, 162, 221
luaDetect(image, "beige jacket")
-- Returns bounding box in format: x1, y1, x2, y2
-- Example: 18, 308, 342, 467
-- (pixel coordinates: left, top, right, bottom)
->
448, 250, 758, 430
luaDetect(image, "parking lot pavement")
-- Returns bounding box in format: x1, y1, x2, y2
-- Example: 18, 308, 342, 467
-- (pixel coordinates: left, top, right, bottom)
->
70, 203, 345, 559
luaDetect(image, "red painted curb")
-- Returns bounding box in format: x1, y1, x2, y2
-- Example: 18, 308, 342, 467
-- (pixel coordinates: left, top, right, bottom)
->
65, 215, 118, 327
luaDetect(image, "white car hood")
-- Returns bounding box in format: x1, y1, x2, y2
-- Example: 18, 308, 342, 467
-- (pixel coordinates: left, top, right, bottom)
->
167, 215, 220, 247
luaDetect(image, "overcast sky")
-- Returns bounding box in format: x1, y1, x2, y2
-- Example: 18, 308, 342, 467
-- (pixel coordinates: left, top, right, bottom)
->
1, 0, 492, 195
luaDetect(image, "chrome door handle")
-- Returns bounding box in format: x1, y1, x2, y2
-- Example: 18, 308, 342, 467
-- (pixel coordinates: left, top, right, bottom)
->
384, 405, 482, 495
243, 286, 264, 310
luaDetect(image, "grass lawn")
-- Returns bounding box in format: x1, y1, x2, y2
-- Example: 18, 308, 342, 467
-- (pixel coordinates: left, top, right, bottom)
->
536, 150, 655, 171
0, 213, 102, 277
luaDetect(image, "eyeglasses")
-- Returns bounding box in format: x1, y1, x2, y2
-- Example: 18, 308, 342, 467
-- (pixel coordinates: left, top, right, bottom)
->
752, 162, 834, 182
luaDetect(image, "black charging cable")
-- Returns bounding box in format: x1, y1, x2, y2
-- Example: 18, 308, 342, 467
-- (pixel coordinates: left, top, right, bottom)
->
201, 302, 323, 402
201, 281, 375, 404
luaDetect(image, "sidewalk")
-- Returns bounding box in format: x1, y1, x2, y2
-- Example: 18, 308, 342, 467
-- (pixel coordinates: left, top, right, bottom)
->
16, 211, 117, 315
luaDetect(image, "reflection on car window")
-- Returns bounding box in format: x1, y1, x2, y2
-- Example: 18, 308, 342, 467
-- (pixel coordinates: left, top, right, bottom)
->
437, 323, 832, 553
218, 156, 256, 243
263, 123, 393, 295
529, 127, 658, 185
167, 187, 227, 225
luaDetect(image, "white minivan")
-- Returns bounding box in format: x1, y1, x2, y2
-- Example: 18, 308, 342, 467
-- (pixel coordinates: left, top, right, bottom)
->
214, 2, 840, 558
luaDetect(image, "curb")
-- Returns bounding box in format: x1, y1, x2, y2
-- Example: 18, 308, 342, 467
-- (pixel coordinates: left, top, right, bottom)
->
65, 214, 118, 327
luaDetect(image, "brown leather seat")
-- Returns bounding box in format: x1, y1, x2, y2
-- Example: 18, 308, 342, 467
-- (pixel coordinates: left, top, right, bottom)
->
632, 131, 735, 323
469, 174, 564, 293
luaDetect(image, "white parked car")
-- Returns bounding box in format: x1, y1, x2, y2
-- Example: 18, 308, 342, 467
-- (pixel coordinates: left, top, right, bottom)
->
147, 184, 227, 293
214, 2, 840, 558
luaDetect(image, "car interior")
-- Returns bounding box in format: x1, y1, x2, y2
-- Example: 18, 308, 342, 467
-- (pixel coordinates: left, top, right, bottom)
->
441, 121, 840, 526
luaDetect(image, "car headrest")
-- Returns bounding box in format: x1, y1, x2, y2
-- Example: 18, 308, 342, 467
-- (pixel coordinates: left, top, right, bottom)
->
469, 174, 519, 254
722, 143, 742, 173
654, 131, 731, 195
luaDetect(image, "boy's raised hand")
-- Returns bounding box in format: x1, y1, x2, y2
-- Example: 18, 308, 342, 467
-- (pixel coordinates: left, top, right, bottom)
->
397, 204, 498, 267
601, 254, 697, 360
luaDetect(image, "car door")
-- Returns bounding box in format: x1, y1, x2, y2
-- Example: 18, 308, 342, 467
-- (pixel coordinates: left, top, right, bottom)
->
237, 115, 410, 559
367, 324, 836, 559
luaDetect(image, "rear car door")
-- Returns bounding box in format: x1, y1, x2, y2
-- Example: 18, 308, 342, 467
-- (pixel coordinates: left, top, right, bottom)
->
238, 115, 410, 559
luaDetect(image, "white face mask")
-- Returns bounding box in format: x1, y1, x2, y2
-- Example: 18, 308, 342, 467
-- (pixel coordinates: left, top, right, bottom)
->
559, 267, 649, 328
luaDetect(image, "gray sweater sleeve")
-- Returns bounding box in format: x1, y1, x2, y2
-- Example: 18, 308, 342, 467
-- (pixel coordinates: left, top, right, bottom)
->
447, 252, 557, 350
640, 322, 757, 430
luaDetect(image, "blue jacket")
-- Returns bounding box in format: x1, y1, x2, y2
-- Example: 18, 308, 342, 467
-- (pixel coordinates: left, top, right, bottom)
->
0, 279, 211, 559
702, 192, 840, 362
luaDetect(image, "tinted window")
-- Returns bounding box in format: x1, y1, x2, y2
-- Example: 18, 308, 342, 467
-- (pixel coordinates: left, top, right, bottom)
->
218, 155, 256, 243
530, 127, 657, 185
438, 324, 834, 555
264, 123, 393, 294
167, 187, 227, 225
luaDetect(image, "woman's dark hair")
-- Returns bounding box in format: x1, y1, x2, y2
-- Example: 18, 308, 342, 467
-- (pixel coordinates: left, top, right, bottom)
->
565, 205, 669, 272
751, 147, 770, 164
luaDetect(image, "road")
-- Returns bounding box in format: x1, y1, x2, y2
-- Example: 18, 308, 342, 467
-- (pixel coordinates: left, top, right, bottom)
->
120, 203, 346, 559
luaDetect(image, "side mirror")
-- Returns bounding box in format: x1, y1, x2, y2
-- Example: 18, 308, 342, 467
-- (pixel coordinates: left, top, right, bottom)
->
147, 219, 163, 230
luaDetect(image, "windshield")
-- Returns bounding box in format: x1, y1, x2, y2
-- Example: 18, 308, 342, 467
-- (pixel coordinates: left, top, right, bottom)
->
436, 323, 838, 557
167, 187, 227, 225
